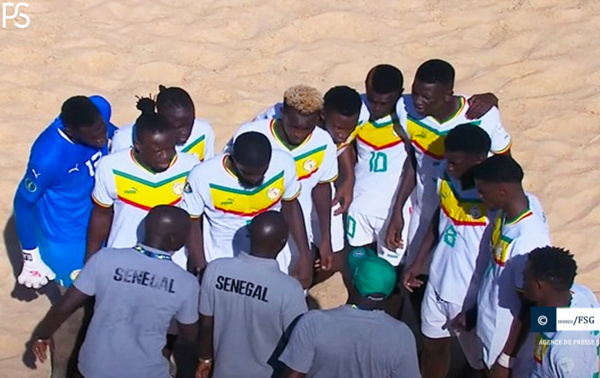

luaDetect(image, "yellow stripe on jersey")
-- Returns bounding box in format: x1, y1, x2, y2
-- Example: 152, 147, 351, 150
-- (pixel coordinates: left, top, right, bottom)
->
407, 98, 473, 160
490, 209, 533, 266
438, 177, 488, 226
295, 145, 327, 180
114, 170, 189, 211
534, 333, 550, 364
356, 117, 402, 151
209, 171, 285, 217
181, 135, 206, 161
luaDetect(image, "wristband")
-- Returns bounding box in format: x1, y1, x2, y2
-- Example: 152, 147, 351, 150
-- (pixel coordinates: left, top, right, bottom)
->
199, 357, 212, 364
496, 352, 513, 369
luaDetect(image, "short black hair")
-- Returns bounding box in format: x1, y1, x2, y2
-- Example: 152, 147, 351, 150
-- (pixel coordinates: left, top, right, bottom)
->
233, 132, 272, 168
415, 59, 455, 87
528, 246, 577, 291
445, 124, 491, 156
472, 155, 524, 183
156, 85, 194, 113
369, 64, 403, 94
323, 86, 362, 117
60, 96, 101, 128
134, 99, 171, 141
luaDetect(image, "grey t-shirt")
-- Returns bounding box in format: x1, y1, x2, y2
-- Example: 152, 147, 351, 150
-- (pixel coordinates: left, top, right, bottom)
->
279, 305, 421, 378
200, 252, 308, 378
74, 246, 199, 378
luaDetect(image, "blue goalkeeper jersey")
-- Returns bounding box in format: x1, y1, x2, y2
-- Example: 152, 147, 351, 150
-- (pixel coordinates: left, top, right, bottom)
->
13, 95, 116, 285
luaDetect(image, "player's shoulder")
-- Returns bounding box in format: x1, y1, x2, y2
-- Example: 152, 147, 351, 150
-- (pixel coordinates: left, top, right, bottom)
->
99, 148, 130, 166
31, 120, 72, 157
271, 149, 296, 169
176, 151, 201, 168
113, 124, 134, 137
192, 119, 214, 134
311, 126, 336, 148
189, 154, 223, 177
571, 283, 599, 308
237, 119, 271, 136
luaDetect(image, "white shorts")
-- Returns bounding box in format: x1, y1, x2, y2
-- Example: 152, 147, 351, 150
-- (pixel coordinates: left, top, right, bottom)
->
311, 201, 345, 253
346, 202, 410, 267
421, 283, 484, 370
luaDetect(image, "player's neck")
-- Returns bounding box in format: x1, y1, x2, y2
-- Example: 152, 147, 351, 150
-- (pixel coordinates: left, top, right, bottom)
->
432, 96, 460, 124
141, 239, 170, 253
539, 291, 571, 308
274, 119, 300, 149
503, 191, 529, 222
133, 150, 159, 174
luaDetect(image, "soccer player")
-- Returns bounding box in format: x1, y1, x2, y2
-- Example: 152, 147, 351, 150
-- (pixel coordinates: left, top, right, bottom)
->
347, 64, 411, 267
111, 85, 215, 162
278, 248, 420, 377
455, 155, 551, 377
14, 95, 115, 377
31, 205, 200, 378
523, 247, 599, 378
228, 85, 338, 271
182, 131, 313, 288
197, 210, 307, 378
386, 59, 509, 268
402, 125, 493, 377
253, 85, 365, 270
86, 99, 199, 269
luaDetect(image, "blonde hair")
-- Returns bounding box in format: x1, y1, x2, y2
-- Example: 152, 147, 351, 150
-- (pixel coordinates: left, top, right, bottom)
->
283, 85, 323, 115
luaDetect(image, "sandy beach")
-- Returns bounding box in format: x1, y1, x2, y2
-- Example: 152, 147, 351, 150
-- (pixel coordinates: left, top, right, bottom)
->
1, 0, 599, 375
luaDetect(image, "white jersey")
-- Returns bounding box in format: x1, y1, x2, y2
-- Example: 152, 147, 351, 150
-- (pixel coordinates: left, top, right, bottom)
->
92, 150, 199, 250
531, 284, 600, 378
350, 103, 408, 219
228, 119, 338, 242
396, 95, 512, 216
111, 119, 215, 162
181, 151, 301, 262
476, 194, 551, 368
429, 167, 495, 306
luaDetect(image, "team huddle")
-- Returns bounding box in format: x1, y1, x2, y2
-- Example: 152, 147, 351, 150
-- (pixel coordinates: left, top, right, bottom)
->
14, 59, 600, 378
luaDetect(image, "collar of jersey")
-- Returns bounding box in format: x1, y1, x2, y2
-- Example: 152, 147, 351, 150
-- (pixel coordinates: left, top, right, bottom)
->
57, 126, 75, 145
222, 155, 239, 179
504, 199, 533, 226
136, 243, 172, 259
429, 96, 466, 125
130, 149, 178, 175
269, 118, 313, 151
238, 251, 280, 268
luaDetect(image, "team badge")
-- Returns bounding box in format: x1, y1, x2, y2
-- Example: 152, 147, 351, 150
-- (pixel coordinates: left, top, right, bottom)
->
70, 269, 81, 282
267, 187, 281, 200
172, 182, 184, 195
25, 178, 37, 193
303, 159, 316, 173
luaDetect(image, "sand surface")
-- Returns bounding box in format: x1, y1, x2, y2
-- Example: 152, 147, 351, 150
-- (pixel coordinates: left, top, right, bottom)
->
1, 0, 599, 375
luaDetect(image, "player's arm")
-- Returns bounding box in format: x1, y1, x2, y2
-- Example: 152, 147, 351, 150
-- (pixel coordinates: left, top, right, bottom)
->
385, 144, 417, 250
402, 207, 440, 292
312, 182, 333, 270
333, 144, 356, 215
86, 158, 115, 260
490, 250, 533, 377
466, 93, 499, 119
187, 215, 206, 274
14, 145, 60, 288
280, 367, 307, 378
196, 314, 214, 377
282, 198, 312, 288
85, 203, 113, 261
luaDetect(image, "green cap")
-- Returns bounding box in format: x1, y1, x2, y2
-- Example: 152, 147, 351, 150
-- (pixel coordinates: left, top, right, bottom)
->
348, 247, 397, 299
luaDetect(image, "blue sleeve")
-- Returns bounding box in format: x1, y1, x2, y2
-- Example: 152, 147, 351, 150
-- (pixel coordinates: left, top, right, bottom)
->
13, 134, 59, 250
